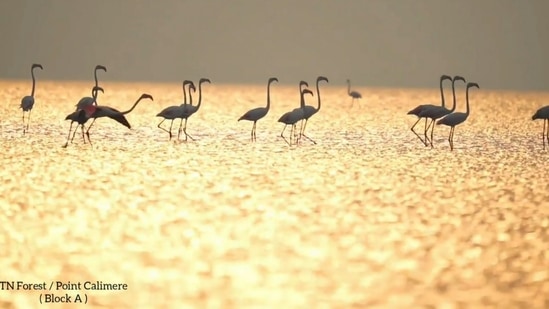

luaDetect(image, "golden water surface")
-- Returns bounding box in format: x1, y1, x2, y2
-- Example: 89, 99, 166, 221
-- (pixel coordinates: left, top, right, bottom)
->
0, 80, 548, 308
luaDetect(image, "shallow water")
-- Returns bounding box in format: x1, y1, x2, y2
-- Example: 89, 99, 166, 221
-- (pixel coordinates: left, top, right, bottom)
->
1, 80, 548, 308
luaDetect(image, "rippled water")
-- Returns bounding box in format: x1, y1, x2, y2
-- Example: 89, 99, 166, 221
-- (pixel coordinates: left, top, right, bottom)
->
1, 80, 548, 308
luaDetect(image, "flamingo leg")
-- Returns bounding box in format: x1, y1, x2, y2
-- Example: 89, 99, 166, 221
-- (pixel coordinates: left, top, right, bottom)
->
70, 124, 79, 143
410, 117, 426, 146
85, 118, 97, 142
543, 119, 549, 150
429, 119, 436, 148
541, 119, 549, 150
177, 118, 185, 140
168, 120, 175, 141
81, 124, 88, 144
301, 119, 317, 145
25, 109, 32, 134
63, 122, 74, 148
280, 124, 287, 138
22, 111, 27, 135
290, 124, 296, 146
183, 118, 195, 141
450, 126, 455, 151
280, 125, 290, 145
157, 119, 172, 140
424, 118, 433, 147
447, 126, 453, 151
251, 121, 256, 142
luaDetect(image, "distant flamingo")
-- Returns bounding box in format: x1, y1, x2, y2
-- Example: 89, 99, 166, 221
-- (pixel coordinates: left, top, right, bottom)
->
346, 79, 362, 108
178, 78, 212, 141
278, 87, 314, 146
300, 76, 329, 144
419, 75, 466, 148
407, 74, 452, 146
436, 82, 480, 151
85, 93, 153, 142
63, 86, 103, 148
156, 81, 195, 140
238, 77, 278, 142
20, 63, 43, 134
532, 105, 549, 150
75, 65, 107, 110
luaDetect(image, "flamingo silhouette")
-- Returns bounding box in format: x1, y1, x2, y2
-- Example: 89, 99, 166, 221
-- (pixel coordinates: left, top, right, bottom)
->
346, 79, 362, 108
436, 82, 480, 151
532, 105, 549, 150
238, 77, 278, 142
20, 63, 43, 134
419, 75, 466, 148
178, 78, 211, 141
300, 76, 329, 144
63, 86, 103, 148
407, 75, 452, 146
278, 86, 314, 146
278, 80, 309, 143
156, 81, 195, 141
75, 65, 107, 110
85, 93, 153, 142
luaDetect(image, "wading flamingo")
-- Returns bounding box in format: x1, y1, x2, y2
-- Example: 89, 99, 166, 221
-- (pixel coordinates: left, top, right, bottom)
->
419, 75, 466, 148
20, 63, 43, 134
436, 82, 480, 151
532, 105, 549, 150
178, 78, 211, 141
238, 77, 278, 142
407, 75, 452, 146
156, 81, 195, 141
278, 86, 313, 146
300, 76, 329, 144
85, 93, 153, 142
63, 86, 103, 147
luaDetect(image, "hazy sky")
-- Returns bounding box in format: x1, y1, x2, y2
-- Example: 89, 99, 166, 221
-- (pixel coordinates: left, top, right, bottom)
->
1, 0, 548, 90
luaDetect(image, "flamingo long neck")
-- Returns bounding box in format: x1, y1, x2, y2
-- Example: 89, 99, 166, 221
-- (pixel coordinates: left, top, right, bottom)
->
122, 97, 144, 115
465, 87, 471, 116
449, 80, 458, 112
182, 83, 188, 105
94, 68, 99, 88
439, 77, 446, 108
195, 82, 204, 111
189, 88, 194, 106
300, 91, 306, 108
316, 80, 322, 111
92, 89, 99, 104
266, 82, 272, 111
30, 67, 36, 97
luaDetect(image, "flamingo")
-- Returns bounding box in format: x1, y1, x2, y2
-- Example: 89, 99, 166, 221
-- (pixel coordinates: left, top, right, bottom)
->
407, 74, 452, 146
346, 79, 362, 108
178, 78, 212, 141
300, 76, 329, 144
63, 86, 103, 148
84, 93, 153, 142
436, 82, 480, 151
419, 75, 466, 148
238, 77, 278, 142
75, 65, 107, 110
20, 63, 43, 134
532, 105, 549, 150
278, 86, 314, 146
275, 81, 309, 145
156, 81, 195, 140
